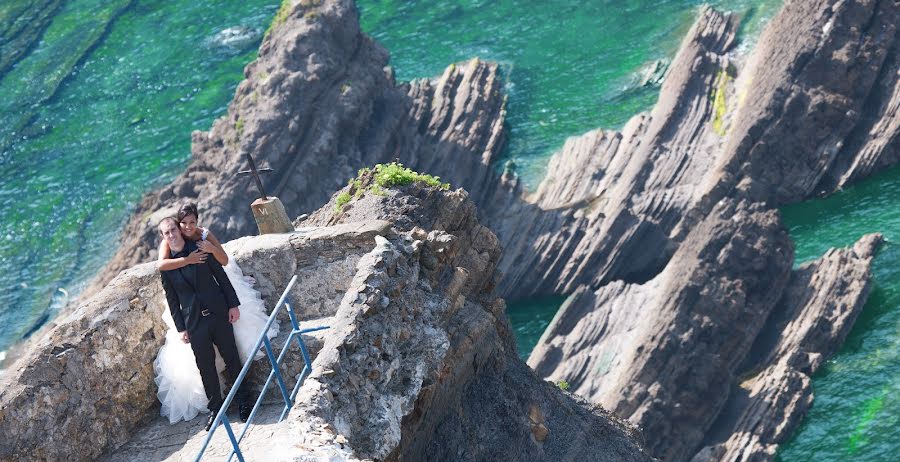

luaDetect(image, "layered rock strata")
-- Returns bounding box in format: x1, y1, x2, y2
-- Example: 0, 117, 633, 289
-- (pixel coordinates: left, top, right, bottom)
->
521, 1, 896, 459
91, 0, 898, 303
492, 0, 899, 298
692, 233, 883, 462
529, 200, 795, 461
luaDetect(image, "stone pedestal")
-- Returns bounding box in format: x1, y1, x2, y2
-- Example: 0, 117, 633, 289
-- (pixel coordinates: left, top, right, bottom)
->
251, 197, 293, 234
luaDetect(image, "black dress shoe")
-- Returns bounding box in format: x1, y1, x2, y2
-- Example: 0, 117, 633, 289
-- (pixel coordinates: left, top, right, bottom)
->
239, 402, 252, 422
205, 412, 217, 431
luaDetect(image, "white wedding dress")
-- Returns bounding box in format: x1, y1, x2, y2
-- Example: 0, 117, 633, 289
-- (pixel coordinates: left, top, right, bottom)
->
153, 250, 278, 424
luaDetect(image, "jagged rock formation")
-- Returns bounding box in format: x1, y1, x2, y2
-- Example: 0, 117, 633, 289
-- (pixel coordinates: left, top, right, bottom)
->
264, 182, 652, 461
491, 0, 899, 298
522, 1, 897, 460
524, 2, 900, 461
67, 0, 897, 460
529, 200, 795, 461
692, 233, 883, 462
90, 0, 897, 304
3, 184, 653, 461
87, 0, 506, 295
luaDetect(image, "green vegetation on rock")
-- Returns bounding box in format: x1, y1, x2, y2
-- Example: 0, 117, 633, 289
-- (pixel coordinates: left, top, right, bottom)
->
334, 162, 450, 213
265, 0, 292, 38
711, 68, 732, 136
369, 162, 450, 190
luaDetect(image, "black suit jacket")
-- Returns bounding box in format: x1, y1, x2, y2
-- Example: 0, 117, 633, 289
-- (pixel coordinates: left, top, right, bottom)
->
159, 240, 240, 333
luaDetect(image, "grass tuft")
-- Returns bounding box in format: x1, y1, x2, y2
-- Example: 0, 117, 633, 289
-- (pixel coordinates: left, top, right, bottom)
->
333, 162, 449, 214
373, 162, 449, 190
334, 191, 351, 212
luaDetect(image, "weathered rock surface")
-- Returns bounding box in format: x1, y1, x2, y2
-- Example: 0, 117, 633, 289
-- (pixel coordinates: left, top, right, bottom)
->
0, 224, 386, 461
492, 0, 899, 299
528, 214, 884, 461
4, 184, 653, 461
521, 1, 896, 459
692, 233, 883, 462
260, 184, 652, 461
529, 200, 794, 461
87, 0, 506, 296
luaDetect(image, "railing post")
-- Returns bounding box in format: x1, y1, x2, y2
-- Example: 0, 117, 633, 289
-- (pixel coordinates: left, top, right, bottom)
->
195, 275, 330, 461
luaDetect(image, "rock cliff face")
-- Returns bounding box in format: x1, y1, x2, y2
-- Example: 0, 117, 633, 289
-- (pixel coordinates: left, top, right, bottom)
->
269, 184, 652, 461
1, 184, 653, 461
87, 0, 506, 296
520, 1, 896, 460
692, 233, 883, 462
68, 0, 898, 460
490, 0, 899, 299
89, 0, 897, 311
529, 200, 795, 461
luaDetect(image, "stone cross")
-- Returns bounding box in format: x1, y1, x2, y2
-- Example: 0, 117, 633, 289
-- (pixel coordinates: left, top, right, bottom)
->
237, 152, 274, 201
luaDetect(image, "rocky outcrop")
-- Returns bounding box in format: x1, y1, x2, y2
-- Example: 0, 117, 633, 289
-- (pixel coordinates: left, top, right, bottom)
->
0, 222, 389, 461
86, 0, 506, 296
89, 0, 897, 306
257, 182, 652, 461
528, 216, 883, 461
529, 200, 794, 461
521, 1, 896, 459
692, 233, 883, 462
4, 183, 653, 461
491, 0, 899, 299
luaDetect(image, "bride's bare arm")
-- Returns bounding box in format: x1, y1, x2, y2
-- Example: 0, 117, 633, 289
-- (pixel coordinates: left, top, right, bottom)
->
157, 239, 205, 270
197, 229, 229, 266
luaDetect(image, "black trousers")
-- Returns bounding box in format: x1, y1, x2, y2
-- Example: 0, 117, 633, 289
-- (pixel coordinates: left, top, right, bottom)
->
189, 312, 252, 412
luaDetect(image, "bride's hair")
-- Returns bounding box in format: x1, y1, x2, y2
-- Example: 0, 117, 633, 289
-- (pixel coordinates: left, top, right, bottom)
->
176, 203, 199, 223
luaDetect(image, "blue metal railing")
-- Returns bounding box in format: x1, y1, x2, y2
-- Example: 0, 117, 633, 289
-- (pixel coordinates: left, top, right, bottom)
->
195, 275, 329, 462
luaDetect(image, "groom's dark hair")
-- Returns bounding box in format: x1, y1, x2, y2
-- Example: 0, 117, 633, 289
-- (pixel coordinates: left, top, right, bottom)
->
158, 216, 179, 235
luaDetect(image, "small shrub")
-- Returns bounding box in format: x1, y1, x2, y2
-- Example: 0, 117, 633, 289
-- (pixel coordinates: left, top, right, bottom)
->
334, 191, 351, 212
235, 117, 245, 138
556, 379, 570, 391
373, 162, 449, 190
369, 184, 387, 196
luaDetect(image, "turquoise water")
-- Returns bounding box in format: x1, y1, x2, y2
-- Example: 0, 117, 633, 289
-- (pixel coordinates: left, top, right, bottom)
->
776, 167, 900, 461
2, 0, 896, 459
358, 0, 783, 186
0, 0, 277, 351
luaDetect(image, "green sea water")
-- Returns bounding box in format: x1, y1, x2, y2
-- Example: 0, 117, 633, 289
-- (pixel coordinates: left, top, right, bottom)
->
1, 0, 896, 459
0, 0, 277, 350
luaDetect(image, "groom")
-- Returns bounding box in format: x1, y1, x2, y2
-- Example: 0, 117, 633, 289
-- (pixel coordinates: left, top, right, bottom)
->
157, 217, 253, 430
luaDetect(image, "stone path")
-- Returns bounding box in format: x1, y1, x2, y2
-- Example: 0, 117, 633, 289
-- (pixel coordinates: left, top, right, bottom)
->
105, 402, 287, 461
105, 321, 333, 461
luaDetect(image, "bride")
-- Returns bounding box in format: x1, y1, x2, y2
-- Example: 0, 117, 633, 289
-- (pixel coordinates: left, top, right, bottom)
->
153, 203, 278, 424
